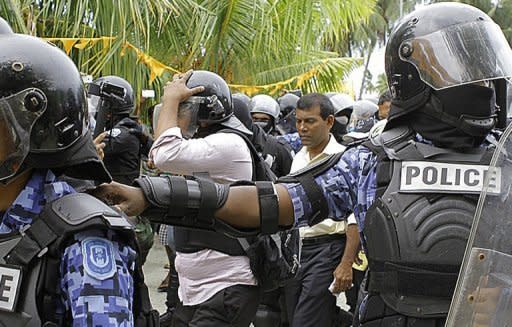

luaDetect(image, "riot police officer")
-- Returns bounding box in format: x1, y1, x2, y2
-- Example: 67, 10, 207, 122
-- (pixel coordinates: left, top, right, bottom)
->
90, 76, 153, 186
94, 3, 512, 326
233, 96, 293, 177
249, 94, 281, 135
0, 25, 155, 326
89, 76, 155, 263
327, 93, 355, 142
276, 93, 300, 135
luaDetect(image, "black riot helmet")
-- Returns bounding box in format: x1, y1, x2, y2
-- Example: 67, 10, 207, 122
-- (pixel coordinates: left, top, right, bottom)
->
89, 75, 135, 116
232, 93, 251, 107
185, 70, 233, 124
179, 70, 250, 138
0, 17, 13, 34
385, 2, 512, 131
232, 96, 253, 130
0, 33, 111, 184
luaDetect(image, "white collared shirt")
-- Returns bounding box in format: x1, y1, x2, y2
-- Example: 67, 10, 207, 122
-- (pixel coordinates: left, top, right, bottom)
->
290, 134, 356, 238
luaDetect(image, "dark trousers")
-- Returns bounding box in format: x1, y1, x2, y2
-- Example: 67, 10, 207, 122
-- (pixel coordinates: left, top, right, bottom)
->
284, 235, 346, 327
356, 294, 446, 327
171, 284, 260, 327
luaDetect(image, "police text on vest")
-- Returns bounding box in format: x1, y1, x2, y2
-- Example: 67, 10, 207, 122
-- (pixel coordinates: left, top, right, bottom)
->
0, 265, 21, 312
400, 161, 501, 194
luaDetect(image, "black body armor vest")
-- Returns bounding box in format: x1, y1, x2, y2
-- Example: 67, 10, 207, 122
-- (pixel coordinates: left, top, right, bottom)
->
0, 193, 158, 326
363, 126, 496, 318
174, 128, 275, 256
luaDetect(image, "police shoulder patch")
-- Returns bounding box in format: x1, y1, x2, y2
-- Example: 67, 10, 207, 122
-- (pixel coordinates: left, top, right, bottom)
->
82, 237, 116, 280
109, 128, 122, 138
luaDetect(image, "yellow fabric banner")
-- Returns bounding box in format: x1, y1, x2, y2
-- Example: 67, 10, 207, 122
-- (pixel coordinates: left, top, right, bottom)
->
43, 36, 350, 96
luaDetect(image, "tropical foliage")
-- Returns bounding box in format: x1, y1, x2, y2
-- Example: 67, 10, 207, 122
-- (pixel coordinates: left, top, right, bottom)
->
0, 0, 377, 116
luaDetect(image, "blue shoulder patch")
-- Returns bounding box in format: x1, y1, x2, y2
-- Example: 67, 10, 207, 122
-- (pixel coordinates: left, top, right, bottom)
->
82, 237, 116, 281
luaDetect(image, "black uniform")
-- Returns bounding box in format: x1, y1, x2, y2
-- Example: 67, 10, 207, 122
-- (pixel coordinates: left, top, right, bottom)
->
252, 124, 293, 177
103, 117, 152, 185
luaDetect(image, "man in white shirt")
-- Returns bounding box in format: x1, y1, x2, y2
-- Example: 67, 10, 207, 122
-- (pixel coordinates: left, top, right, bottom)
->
150, 70, 259, 327
284, 93, 360, 327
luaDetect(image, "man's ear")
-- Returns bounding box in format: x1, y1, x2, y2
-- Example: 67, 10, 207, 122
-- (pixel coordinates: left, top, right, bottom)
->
326, 114, 335, 129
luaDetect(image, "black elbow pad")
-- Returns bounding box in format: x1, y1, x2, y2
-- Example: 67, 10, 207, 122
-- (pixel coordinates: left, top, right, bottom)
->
135, 175, 226, 231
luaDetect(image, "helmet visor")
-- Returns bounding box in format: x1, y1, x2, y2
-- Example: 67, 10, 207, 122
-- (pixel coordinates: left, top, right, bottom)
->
177, 101, 200, 139
87, 94, 101, 115
400, 21, 512, 90
0, 88, 46, 181
186, 95, 226, 123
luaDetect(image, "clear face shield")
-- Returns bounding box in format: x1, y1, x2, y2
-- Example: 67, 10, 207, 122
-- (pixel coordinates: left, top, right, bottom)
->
400, 21, 512, 90
87, 94, 101, 117
177, 101, 200, 139
0, 88, 47, 182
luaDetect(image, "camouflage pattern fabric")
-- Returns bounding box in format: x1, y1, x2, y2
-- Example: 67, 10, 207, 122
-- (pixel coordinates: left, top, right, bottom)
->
278, 132, 302, 153
0, 170, 136, 326
282, 145, 378, 232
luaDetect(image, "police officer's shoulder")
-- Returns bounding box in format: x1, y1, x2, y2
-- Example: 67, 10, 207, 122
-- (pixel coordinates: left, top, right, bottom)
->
117, 117, 138, 129
43, 193, 133, 234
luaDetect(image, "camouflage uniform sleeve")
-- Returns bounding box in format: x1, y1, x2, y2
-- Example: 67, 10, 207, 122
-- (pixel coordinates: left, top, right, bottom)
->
59, 230, 137, 327
282, 146, 377, 229
277, 132, 302, 153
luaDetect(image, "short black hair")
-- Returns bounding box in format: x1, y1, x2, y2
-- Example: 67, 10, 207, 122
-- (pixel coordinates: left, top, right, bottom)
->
296, 93, 334, 119
378, 90, 392, 105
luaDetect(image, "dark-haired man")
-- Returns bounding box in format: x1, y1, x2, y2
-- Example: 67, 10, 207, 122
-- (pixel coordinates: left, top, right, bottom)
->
376, 91, 391, 120
284, 93, 359, 327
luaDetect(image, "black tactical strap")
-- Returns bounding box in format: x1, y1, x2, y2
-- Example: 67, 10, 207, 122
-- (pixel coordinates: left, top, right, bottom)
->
167, 176, 189, 217
196, 177, 220, 227
255, 181, 279, 235
368, 269, 458, 298
5, 218, 57, 267
295, 174, 328, 225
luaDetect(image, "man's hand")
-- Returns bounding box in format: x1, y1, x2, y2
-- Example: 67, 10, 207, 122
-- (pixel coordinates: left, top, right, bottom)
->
333, 260, 353, 293
92, 182, 149, 216
93, 132, 107, 160
162, 70, 204, 105
154, 70, 204, 139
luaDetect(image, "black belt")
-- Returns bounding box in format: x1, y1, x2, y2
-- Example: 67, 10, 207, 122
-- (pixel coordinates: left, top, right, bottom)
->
302, 233, 345, 245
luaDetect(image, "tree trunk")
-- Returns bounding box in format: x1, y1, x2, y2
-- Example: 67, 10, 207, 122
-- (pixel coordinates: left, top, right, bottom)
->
359, 40, 376, 99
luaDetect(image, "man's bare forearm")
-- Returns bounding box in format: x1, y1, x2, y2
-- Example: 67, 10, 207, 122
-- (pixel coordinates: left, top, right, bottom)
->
154, 98, 179, 139
341, 224, 360, 266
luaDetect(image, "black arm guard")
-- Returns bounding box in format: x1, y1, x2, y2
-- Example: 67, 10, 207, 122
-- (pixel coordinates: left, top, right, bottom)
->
135, 175, 280, 237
